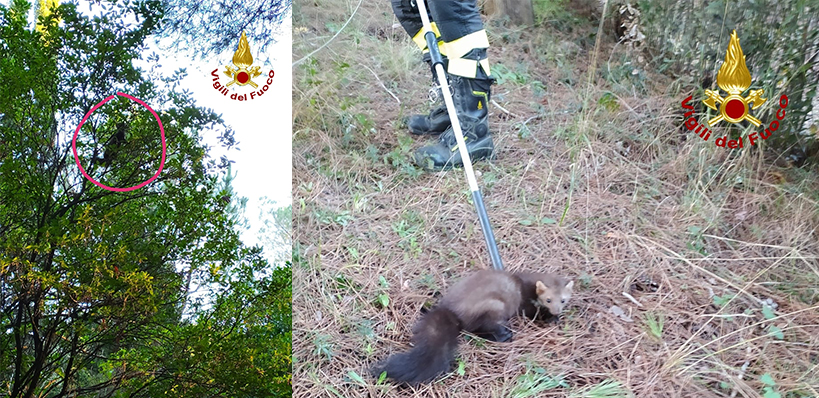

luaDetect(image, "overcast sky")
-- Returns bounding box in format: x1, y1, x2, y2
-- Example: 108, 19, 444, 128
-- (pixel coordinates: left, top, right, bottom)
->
157, 18, 293, 263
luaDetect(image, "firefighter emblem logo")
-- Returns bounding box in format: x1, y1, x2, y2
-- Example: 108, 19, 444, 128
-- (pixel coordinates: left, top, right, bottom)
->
224, 31, 262, 88
703, 30, 766, 127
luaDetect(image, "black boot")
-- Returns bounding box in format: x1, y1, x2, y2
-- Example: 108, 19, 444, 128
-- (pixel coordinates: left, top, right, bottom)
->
407, 54, 451, 135
414, 75, 494, 171
407, 104, 450, 135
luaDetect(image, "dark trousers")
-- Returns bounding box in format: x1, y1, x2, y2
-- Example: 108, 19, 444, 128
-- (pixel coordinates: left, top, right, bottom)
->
390, 0, 491, 79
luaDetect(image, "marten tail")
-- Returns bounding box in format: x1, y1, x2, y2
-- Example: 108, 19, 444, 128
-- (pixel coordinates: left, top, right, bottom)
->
371, 306, 461, 385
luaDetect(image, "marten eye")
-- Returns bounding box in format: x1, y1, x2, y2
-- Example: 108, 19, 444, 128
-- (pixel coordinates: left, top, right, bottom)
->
546, 299, 551, 303
561, 299, 565, 304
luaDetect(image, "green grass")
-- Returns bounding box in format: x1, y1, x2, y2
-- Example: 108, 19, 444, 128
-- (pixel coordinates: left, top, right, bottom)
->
643, 312, 665, 341
507, 368, 568, 397
568, 379, 630, 398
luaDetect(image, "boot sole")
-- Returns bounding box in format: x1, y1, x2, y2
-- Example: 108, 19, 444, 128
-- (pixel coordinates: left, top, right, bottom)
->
428, 151, 496, 172
409, 128, 449, 136
416, 141, 496, 172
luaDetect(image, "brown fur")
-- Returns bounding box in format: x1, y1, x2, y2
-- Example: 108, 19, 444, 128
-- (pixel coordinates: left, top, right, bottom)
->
373, 269, 573, 385
514, 272, 574, 320
438, 269, 522, 339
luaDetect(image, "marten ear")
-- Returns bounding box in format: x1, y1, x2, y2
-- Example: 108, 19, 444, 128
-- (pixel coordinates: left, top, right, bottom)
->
536, 281, 547, 295
565, 280, 574, 291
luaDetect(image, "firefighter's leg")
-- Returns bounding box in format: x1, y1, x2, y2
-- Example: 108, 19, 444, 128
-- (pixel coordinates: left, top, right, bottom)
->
390, 0, 452, 135
414, 0, 495, 171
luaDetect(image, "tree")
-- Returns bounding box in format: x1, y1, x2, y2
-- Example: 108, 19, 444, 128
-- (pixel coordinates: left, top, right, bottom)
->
116, 262, 292, 397
257, 199, 291, 266
0, 1, 291, 396
484, 0, 535, 26
154, 0, 292, 61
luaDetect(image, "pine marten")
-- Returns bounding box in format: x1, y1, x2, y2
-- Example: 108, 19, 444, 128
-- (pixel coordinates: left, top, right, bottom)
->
371, 269, 573, 385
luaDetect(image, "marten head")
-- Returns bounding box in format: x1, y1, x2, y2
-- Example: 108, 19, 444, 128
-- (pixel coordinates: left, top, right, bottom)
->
535, 278, 573, 317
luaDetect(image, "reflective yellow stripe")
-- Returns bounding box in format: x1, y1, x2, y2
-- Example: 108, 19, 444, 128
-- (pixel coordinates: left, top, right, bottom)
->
479, 59, 491, 76
448, 58, 478, 78
412, 22, 441, 50
451, 136, 469, 152
473, 91, 488, 110
420, 41, 447, 56
440, 30, 491, 78
442, 30, 490, 59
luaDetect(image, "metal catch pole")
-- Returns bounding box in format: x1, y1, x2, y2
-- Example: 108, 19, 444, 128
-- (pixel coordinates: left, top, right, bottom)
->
415, 0, 504, 271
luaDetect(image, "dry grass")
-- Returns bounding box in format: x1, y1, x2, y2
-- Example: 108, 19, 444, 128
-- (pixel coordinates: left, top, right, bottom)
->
292, 1, 819, 397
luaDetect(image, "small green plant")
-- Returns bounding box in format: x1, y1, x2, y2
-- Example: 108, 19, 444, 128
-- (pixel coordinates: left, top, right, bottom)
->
568, 379, 629, 398
346, 246, 360, 262
759, 373, 781, 398
315, 208, 354, 226
686, 225, 708, 255
300, 57, 323, 87
356, 319, 376, 340
338, 112, 376, 148
643, 312, 664, 341
517, 123, 532, 139
492, 63, 531, 85
455, 358, 466, 376
508, 367, 568, 398
579, 273, 593, 288
333, 273, 360, 292
712, 294, 735, 307
346, 370, 366, 387
416, 273, 438, 291
383, 134, 423, 178
761, 304, 776, 319
392, 211, 424, 257
376, 274, 390, 308
313, 333, 334, 360
767, 325, 784, 340
598, 92, 620, 112
518, 216, 558, 226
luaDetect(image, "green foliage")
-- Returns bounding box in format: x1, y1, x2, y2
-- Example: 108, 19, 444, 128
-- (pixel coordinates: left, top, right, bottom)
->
492, 62, 532, 86
568, 379, 630, 398
767, 325, 784, 340
760, 373, 782, 398
533, 0, 583, 27
637, 0, 819, 155
114, 264, 292, 397
761, 304, 776, 319
155, 0, 291, 60
0, 1, 291, 397
376, 274, 390, 308
339, 112, 375, 148
313, 333, 334, 361
598, 92, 620, 112
314, 208, 353, 225
579, 272, 593, 288
383, 134, 423, 178
508, 367, 568, 397
392, 210, 424, 257
258, 200, 293, 264
456, 358, 466, 376
642, 312, 664, 340
346, 370, 366, 386
519, 216, 558, 226
712, 294, 735, 307
686, 225, 707, 255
